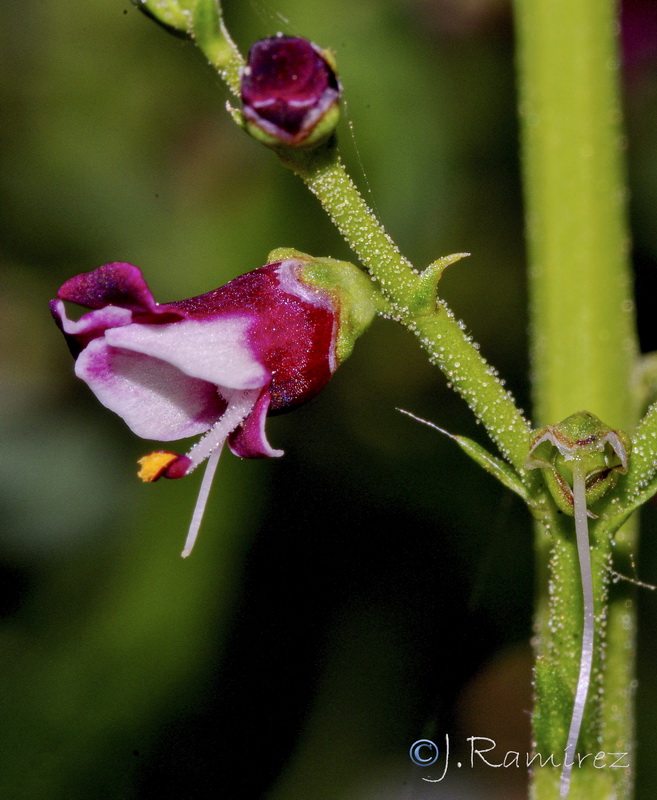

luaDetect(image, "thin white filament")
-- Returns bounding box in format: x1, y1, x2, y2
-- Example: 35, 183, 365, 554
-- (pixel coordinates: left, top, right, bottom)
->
560, 463, 595, 798
181, 448, 222, 558
180, 388, 260, 558
186, 389, 260, 471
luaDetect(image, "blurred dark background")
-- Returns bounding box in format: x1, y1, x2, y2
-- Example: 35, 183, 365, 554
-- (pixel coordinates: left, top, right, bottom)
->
1, 1, 657, 798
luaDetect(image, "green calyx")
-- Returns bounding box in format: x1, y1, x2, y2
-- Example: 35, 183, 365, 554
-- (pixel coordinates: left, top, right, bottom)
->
525, 410, 630, 516
243, 103, 341, 151
267, 247, 379, 364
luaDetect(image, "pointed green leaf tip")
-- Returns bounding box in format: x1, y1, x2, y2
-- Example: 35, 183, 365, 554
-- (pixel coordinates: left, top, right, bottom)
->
525, 410, 630, 516
267, 248, 378, 364
398, 409, 530, 503
411, 253, 470, 315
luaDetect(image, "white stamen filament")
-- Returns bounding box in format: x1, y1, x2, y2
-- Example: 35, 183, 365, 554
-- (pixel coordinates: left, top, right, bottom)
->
181, 448, 222, 558
180, 388, 259, 558
186, 389, 260, 471
560, 463, 595, 798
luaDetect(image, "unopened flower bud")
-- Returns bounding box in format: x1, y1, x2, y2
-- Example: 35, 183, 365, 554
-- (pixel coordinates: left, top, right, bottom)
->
241, 35, 341, 148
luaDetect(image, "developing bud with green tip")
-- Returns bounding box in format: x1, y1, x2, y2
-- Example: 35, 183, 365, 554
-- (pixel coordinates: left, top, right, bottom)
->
525, 410, 630, 515
131, 0, 196, 37
240, 35, 342, 148
132, 0, 241, 86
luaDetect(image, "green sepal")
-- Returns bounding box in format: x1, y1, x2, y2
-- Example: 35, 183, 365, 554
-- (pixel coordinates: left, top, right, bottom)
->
266, 247, 378, 364
320, 47, 339, 75
622, 398, 657, 499
398, 410, 530, 503
225, 103, 243, 127
410, 253, 470, 316
243, 104, 341, 151
266, 246, 308, 264
525, 411, 630, 516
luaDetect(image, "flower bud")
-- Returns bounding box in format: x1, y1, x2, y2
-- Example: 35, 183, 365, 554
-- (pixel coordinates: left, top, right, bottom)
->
131, 0, 194, 38
240, 35, 341, 148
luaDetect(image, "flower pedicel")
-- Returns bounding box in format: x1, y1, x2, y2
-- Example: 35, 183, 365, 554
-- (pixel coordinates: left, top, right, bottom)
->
51, 250, 376, 556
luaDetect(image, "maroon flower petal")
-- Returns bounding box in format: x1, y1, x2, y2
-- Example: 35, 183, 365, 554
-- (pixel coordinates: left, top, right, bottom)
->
57, 262, 161, 312
52, 262, 186, 355
171, 260, 336, 410
228, 388, 282, 458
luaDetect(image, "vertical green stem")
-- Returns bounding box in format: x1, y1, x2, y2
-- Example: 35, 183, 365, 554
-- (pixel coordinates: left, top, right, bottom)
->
514, 0, 639, 797
515, 0, 636, 427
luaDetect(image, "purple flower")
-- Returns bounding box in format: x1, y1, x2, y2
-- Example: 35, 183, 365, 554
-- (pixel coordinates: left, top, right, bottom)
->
51, 255, 375, 555
241, 35, 341, 147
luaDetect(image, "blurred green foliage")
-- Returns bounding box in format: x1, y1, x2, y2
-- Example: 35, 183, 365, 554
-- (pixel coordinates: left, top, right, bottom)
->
1, 1, 657, 798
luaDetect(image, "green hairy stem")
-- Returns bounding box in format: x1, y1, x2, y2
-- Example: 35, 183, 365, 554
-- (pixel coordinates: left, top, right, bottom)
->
283, 146, 532, 470
514, 0, 639, 797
